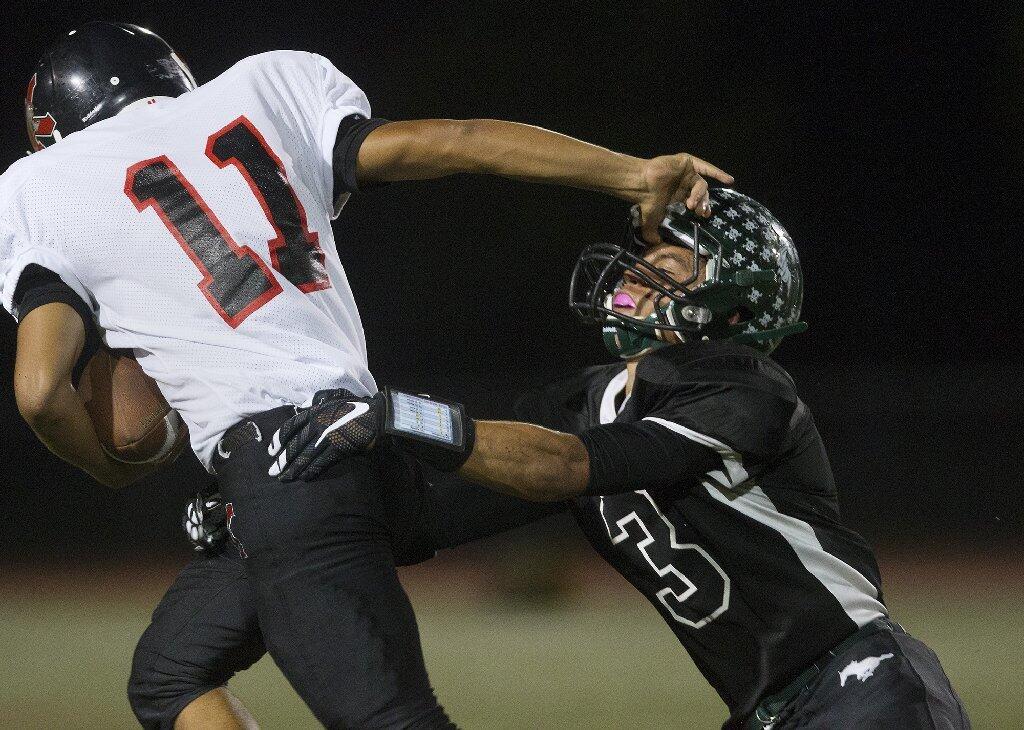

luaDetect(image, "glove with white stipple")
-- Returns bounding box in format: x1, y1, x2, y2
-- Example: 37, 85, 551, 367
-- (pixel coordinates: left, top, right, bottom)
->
267, 389, 382, 482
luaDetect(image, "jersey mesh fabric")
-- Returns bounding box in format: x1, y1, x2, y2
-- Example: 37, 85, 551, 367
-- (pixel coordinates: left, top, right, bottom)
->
0, 51, 377, 469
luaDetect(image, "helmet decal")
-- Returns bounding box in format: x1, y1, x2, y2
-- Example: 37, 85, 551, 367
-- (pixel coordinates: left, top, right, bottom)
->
32, 113, 61, 144
25, 73, 62, 151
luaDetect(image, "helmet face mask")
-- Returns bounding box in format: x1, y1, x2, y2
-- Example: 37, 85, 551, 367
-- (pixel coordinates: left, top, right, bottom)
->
570, 189, 807, 358
25, 21, 196, 152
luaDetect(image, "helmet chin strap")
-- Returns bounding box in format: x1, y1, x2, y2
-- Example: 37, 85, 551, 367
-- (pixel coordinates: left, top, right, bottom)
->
603, 322, 665, 359
602, 306, 681, 360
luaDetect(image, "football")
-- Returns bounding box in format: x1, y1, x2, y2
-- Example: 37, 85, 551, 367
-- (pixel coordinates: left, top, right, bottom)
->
77, 349, 189, 465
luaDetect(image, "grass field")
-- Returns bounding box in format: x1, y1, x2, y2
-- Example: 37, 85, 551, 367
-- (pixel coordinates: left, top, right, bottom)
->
0, 550, 1019, 728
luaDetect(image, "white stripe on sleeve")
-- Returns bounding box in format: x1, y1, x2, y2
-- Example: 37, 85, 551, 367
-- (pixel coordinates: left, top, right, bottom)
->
642, 415, 887, 627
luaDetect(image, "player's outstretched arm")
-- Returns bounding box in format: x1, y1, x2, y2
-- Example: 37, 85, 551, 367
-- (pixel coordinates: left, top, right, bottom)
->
268, 388, 719, 501
459, 417, 722, 501
354, 119, 733, 243
267, 388, 590, 499
266, 388, 588, 497
14, 304, 156, 489
458, 420, 589, 501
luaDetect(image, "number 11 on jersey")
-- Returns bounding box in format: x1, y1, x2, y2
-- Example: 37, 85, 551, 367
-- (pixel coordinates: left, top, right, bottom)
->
125, 115, 330, 328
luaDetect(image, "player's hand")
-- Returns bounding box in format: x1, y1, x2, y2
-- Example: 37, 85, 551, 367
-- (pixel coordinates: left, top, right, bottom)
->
268, 389, 383, 482
183, 484, 227, 552
637, 154, 734, 244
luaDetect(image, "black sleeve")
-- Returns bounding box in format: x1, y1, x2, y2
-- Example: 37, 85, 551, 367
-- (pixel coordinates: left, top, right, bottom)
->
580, 348, 800, 496
13, 264, 101, 388
331, 113, 392, 196
579, 420, 722, 496
634, 344, 800, 460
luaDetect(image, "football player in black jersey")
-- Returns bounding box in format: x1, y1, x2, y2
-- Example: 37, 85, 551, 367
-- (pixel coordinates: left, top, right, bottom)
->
261, 188, 969, 728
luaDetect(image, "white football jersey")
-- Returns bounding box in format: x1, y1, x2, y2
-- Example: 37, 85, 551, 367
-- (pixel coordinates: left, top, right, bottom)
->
0, 51, 379, 469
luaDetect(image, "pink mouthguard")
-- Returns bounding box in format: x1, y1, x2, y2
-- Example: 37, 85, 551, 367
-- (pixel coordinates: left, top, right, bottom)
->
613, 292, 637, 308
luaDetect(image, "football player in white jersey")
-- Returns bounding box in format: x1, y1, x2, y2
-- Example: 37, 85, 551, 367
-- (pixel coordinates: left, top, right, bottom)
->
3, 22, 731, 728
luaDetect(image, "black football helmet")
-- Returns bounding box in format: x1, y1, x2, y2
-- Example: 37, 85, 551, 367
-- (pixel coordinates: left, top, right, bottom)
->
570, 188, 807, 358
25, 21, 196, 151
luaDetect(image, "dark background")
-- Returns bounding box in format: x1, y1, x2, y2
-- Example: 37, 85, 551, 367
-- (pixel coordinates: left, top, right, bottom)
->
0, 1, 1019, 564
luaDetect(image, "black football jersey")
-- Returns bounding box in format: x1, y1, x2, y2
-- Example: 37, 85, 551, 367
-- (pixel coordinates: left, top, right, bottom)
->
514, 341, 887, 728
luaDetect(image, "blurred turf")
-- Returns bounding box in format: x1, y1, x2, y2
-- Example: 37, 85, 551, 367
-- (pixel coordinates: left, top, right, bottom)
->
0, 568, 1017, 729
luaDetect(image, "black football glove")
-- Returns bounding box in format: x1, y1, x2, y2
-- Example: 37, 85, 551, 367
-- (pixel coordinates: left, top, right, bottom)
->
183, 484, 227, 552
268, 389, 383, 482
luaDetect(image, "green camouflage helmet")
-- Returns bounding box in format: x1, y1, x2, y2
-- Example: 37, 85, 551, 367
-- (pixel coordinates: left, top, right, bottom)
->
569, 188, 806, 358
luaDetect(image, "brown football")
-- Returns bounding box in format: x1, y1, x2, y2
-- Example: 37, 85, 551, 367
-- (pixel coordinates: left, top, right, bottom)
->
78, 349, 189, 465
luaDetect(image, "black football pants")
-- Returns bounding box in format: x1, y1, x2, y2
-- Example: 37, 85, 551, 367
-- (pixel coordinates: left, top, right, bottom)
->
128, 470, 560, 728
168, 406, 452, 729
764, 621, 970, 729
129, 548, 263, 727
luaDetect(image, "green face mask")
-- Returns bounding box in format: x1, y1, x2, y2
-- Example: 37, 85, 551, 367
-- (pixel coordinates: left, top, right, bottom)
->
602, 312, 670, 359
602, 302, 808, 358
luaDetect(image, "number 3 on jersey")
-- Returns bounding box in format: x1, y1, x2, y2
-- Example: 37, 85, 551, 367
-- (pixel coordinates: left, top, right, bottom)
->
601, 490, 730, 629
125, 116, 329, 327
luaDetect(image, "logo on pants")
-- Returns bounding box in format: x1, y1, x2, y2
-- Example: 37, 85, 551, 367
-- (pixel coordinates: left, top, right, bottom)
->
839, 653, 894, 687
225, 502, 248, 559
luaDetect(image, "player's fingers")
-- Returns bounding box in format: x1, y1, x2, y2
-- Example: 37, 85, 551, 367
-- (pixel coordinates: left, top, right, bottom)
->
279, 452, 317, 482
684, 177, 711, 216
270, 426, 312, 477
268, 447, 289, 477
268, 415, 307, 460
671, 173, 705, 205
690, 156, 734, 184
277, 432, 329, 481
274, 408, 312, 451
276, 450, 305, 481
639, 207, 664, 245
268, 409, 311, 457
299, 449, 340, 482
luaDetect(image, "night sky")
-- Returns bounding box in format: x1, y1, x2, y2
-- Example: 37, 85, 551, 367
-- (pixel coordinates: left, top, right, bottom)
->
0, 2, 1018, 558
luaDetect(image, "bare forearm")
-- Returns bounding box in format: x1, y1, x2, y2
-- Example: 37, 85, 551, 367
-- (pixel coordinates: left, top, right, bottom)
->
20, 385, 153, 489
458, 420, 589, 502
15, 303, 153, 489
358, 119, 646, 200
